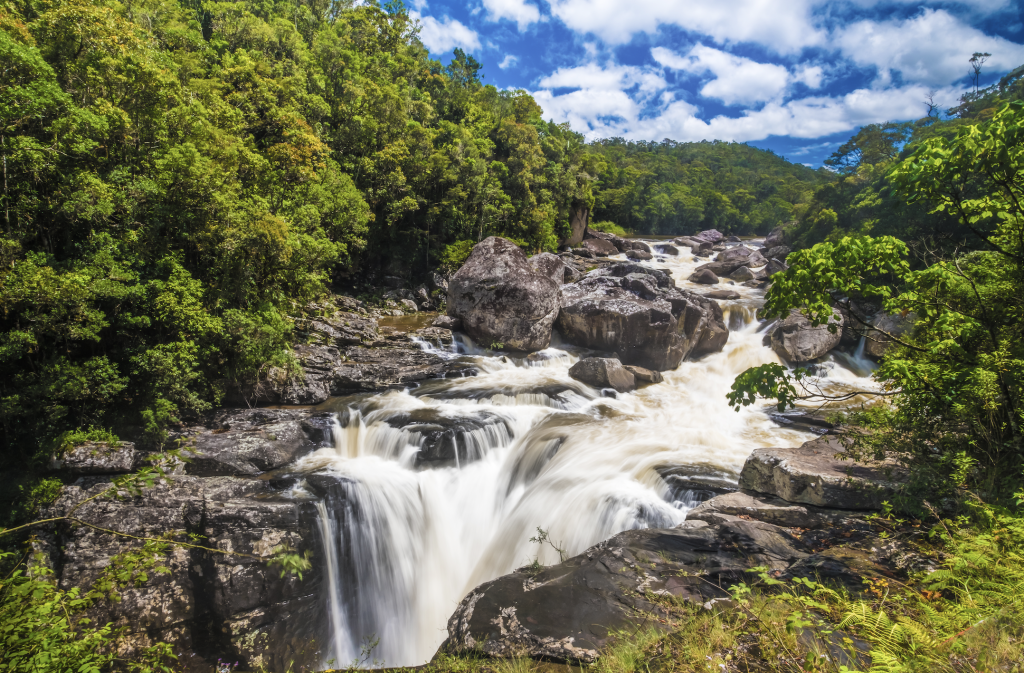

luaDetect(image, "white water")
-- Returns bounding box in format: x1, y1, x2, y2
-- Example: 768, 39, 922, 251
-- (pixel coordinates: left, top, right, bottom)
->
288, 242, 879, 667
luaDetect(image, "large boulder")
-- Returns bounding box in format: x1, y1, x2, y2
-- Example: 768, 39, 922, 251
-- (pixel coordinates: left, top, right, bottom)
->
764, 258, 789, 276
377, 408, 513, 467
673, 236, 713, 253
688, 268, 719, 284
562, 207, 589, 247
764, 226, 787, 249
739, 436, 907, 510
692, 229, 725, 244
763, 245, 791, 262
769, 309, 844, 363
578, 237, 618, 257
448, 237, 562, 352
568, 357, 636, 393
624, 249, 652, 260
557, 264, 728, 370
441, 520, 808, 663
716, 245, 756, 265
654, 243, 679, 255
529, 252, 567, 286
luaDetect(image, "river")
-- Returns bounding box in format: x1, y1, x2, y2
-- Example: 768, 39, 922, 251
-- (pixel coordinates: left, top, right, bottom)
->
284, 240, 877, 667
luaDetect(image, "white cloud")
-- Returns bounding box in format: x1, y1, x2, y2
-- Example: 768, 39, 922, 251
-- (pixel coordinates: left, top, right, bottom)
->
499, 54, 519, 69
835, 9, 1024, 87
538, 62, 667, 94
535, 82, 961, 143
482, 0, 541, 30
548, 0, 824, 53
793, 65, 825, 89
407, 0, 428, 10
411, 12, 481, 53
653, 44, 792, 105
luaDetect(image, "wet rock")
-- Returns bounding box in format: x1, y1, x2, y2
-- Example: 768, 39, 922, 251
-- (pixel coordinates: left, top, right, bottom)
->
769, 409, 837, 434
579, 237, 618, 257
529, 252, 568, 286
171, 409, 331, 477
739, 435, 907, 510
399, 299, 419, 312
557, 253, 586, 283
415, 326, 454, 346
769, 309, 844, 363
447, 237, 561, 352
703, 289, 740, 300
726, 235, 741, 242
688, 490, 854, 529
557, 265, 729, 370
624, 249, 652, 260
689, 268, 719, 284
332, 346, 478, 391
746, 250, 768, 268
568, 357, 636, 393
618, 239, 652, 254
441, 520, 807, 663
623, 365, 663, 384
432, 314, 462, 331
379, 409, 512, 466
297, 312, 378, 348
654, 243, 679, 255
54, 441, 138, 474
674, 236, 713, 253
693, 260, 746, 277
658, 464, 738, 503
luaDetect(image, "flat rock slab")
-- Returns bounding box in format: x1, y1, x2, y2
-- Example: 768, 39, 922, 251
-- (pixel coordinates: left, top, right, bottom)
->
441, 520, 808, 663
687, 490, 859, 529
739, 436, 906, 510
55, 441, 138, 474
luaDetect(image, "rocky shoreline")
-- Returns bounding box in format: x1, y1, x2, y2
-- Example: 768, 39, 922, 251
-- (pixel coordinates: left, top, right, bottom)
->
23, 229, 903, 671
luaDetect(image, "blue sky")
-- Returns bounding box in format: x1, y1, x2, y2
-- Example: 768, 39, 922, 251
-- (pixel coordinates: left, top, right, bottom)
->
405, 0, 1024, 166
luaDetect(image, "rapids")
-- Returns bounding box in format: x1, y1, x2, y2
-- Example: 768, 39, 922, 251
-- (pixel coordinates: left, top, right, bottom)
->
287, 241, 878, 667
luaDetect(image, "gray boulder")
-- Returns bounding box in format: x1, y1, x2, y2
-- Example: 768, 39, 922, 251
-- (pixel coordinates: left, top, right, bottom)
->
568, 357, 636, 393
378, 408, 512, 467
693, 229, 725, 244
654, 243, 679, 255
703, 289, 740, 300
764, 258, 789, 276
557, 265, 729, 370
763, 245, 791, 262
729, 265, 764, 282
55, 442, 138, 474
716, 245, 756, 265
688, 268, 719, 284
746, 250, 768, 268
624, 249, 652, 260
562, 207, 589, 247
529, 252, 568, 286
739, 436, 907, 510
432, 314, 462, 331
578, 237, 618, 257
448, 237, 561, 352
673, 236, 713, 253
441, 520, 807, 663
764, 226, 787, 249
769, 309, 844, 363
687, 490, 855, 529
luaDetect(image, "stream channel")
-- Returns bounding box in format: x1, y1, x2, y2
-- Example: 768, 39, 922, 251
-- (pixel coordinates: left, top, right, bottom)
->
280, 240, 877, 667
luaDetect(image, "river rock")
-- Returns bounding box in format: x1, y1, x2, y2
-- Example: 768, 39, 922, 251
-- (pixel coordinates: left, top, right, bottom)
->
693, 229, 725, 244
654, 243, 679, 255
726, 235, 741, 242
171, 409, 333, 477
739, 435, 907, 510
689, 268, 719, 284
54, 441, 138, 474
729, 265, 766, 282
568, 357, 636, 393
624, 249, 652, 260
429, 271, 449, 292
529, 252, 567, 286
746, 250, 768, 268
764, 226, 786, 249
763, 245, 791, 262
703, 289, 739, 300
578, 237, 618, 257
623, 365, 663, 384
764, 258, 789, 276
769, 309, 844, 363
557, 265, 729, 370
379, 408, 513, 466
441, 520, 808, 663
447, 237, 561, 352
687, 490, 853, 529
297, 311, 378, 348
674, 236, 712, 253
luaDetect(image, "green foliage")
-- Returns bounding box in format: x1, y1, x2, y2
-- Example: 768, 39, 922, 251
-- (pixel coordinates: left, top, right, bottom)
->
589, 220, 629, 236
439, 240, 476, 273
731, 103, 1024, 499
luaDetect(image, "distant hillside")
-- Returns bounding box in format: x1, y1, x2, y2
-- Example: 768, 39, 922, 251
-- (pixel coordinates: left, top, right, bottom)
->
587, 139, 826, 236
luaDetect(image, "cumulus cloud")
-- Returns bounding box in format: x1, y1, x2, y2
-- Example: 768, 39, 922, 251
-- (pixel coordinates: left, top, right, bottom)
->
411, 12, 481, 53
499, 54, 519, 69
834, 9, 1024, 87
548, 0, 824, 52
653, 44, 792, 105
482, 0, 541, 30
538, 62, 667, 94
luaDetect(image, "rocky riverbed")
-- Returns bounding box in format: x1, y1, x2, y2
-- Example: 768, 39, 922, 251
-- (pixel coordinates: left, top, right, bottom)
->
27, 228, 899, 671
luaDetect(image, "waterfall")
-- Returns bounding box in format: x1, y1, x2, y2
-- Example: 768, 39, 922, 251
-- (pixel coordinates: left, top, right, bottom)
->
296, 248, 880, 668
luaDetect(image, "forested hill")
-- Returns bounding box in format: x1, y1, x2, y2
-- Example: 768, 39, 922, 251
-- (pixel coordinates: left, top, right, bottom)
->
589, 139, 824, 237
0, 0, 822, 464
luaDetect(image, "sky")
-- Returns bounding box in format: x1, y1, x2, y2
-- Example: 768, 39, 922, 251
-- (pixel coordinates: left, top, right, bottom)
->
405, 0, 1024, 166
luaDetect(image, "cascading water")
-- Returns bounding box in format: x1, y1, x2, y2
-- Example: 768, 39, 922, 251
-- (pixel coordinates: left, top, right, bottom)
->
287, 241, 880, 667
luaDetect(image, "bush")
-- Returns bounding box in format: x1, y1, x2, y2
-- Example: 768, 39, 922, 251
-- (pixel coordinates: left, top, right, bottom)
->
590, 220, 630, 236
